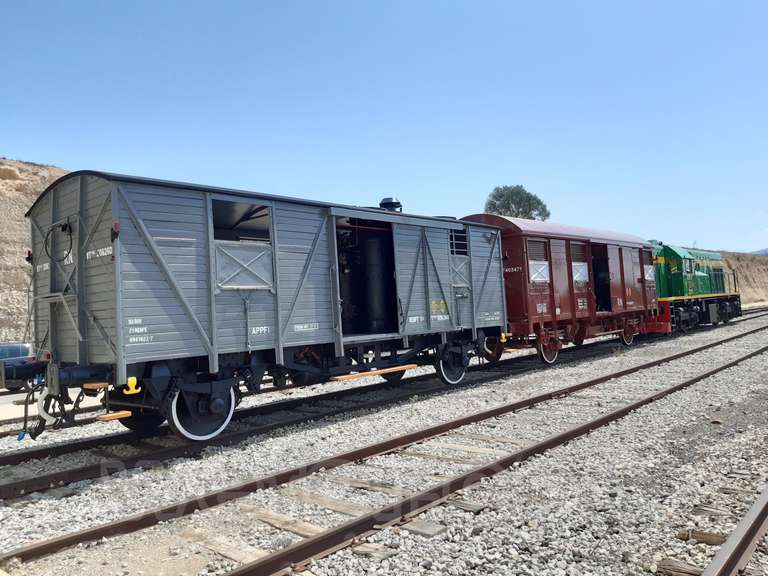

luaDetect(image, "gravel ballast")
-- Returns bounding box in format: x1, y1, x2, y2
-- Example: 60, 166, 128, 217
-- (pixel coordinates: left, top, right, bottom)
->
1, 320, 767, 576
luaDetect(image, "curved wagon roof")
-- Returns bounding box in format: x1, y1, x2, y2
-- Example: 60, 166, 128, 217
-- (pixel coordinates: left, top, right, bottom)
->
462, 214, 651, 248
26, 171, 496, 231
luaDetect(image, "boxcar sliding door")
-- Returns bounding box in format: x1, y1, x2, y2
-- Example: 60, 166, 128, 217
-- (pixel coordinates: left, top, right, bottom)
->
210, 196, 277, 354
393, 224, 455, 335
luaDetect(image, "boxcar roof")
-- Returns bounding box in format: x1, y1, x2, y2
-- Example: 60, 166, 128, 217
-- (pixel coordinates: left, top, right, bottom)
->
462, 214, 650, 248
26, 170, 498, 229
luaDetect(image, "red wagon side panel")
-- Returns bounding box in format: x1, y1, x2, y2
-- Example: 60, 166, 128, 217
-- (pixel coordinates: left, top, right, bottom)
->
550, 239, 572, 321
462, 214, 658, 348
606, 245, 624, 312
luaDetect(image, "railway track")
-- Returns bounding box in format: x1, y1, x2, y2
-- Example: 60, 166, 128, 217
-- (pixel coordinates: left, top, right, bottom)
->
700, 486, 768, 576
1, 318, 767, 502
2, 309, 767, 442
0, 330, 653, 498
0, 330, 630, 462
0, 334, 617, 438
2, 319, 767, 502
1, 320, 766, 570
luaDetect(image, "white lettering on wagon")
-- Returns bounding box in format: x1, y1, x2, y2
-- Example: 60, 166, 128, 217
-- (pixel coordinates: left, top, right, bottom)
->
293, 322, 319, 332
408, 315, 425, 324
36, 262, 50, 273
86, 245, 113, 261
250, 326, 271, 335
126, 318, 155, 344
128, 335, 155, 344
479, 311, 502, 321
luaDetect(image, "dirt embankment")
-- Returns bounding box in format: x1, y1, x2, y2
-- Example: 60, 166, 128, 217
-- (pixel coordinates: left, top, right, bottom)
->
721, 252, 768, 306
0, 158, 67, 341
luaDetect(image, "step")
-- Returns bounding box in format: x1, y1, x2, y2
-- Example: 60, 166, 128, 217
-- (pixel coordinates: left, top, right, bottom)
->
331, 363, 418, 382
83, 382, 109, 390
96, 410, 132, 422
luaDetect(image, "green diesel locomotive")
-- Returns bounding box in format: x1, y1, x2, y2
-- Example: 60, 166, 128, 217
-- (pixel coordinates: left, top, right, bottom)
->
648, 241, 741, 333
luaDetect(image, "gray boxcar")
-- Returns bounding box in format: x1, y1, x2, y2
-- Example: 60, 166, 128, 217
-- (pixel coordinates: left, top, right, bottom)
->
13, 171, 505, 439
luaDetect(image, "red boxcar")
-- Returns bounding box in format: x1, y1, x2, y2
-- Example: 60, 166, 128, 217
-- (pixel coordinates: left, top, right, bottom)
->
462, 214, 659, 363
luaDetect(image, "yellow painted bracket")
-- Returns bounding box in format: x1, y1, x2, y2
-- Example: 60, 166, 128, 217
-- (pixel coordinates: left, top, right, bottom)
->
123, 376, 142, 395
332, 363, 418, 382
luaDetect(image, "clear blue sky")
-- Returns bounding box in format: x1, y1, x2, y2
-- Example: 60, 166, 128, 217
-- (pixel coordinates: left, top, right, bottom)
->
1, 1, 766, 251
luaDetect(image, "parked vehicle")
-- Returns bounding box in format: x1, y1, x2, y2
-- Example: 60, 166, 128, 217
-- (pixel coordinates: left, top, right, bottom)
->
0, 342, 34, 391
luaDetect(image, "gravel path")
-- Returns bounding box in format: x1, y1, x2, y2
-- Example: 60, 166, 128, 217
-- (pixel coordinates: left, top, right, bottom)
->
2, 320, 766, 576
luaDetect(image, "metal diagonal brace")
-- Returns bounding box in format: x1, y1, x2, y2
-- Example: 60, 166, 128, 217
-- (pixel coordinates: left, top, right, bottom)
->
476, 230, 499, 305
62, 192, 112, 293
279, 217, 327, 340
118, 187, 215, 358
400, 242, 422, 327
423, 230, 453, 325
217, 246, 273, 291
55, 294, 84, 341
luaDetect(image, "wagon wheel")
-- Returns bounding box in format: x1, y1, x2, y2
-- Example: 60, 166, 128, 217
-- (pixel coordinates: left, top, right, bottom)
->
536, 337, 560, 365
481, 336, 504, 363
620, 327, 635, 347
120, 411, 166, 435
167, 387, 235, 441
434, 345, 468, 385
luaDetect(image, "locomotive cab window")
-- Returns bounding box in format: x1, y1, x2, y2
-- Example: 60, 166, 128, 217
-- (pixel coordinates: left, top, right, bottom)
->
212, 199, 271, 243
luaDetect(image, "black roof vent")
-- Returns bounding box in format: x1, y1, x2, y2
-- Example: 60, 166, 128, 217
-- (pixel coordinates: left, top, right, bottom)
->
379, 197, 402, 212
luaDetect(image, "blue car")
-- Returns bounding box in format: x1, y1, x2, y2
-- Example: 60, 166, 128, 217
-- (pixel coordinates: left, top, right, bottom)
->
0, 343, 35, 391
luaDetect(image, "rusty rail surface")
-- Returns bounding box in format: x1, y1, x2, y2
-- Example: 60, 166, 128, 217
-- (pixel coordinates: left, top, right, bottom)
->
227, 343, 768, 576
1, 321, 766, 498
1, 308, 765, 418
2, 329, 767, 564
701, 486, 768, 576
0, 326, 640, 469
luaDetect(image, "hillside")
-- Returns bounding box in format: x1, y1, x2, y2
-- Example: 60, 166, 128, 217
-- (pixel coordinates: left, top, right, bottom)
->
721, 251, 768, 306
0, 158, 67, 341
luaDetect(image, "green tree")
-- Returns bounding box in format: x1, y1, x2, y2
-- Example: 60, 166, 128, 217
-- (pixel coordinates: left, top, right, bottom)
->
484, 185, 550, 221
